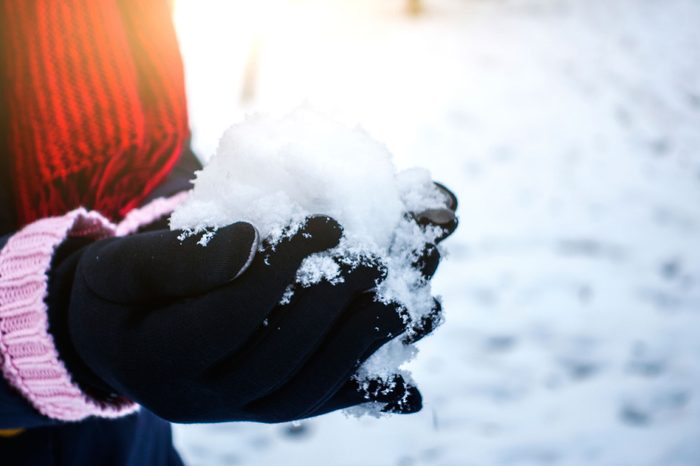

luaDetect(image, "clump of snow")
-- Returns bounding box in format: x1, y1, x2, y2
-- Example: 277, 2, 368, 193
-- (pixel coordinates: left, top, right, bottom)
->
170, 108, 452, 403
171, 107, 408, 247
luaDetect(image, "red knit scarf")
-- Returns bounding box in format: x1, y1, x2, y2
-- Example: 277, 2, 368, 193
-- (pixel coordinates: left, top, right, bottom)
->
1, 0, 189, 225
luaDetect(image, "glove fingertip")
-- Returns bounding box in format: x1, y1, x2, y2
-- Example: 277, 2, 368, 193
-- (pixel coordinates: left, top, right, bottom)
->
437, 217, 459, 243
402, 297, 443, 345
416, 208, 456, 226
415, 244, 441, 279
300, 215, 343, 252
382, 384, 423, 414
344, 259, 387, 293
207, 221, 260, 281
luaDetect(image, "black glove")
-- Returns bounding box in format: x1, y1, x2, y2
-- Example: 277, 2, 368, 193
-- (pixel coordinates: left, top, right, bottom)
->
401, 182, 458, 343
414, 182, 458, 243
48, 216, 429, 423
311, 182, 460, 414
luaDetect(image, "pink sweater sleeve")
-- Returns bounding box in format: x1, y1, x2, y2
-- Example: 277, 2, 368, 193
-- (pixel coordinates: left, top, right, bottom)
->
0, 194, 187, 421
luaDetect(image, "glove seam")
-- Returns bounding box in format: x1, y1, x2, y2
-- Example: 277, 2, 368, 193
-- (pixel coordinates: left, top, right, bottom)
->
232, 226, 260, 280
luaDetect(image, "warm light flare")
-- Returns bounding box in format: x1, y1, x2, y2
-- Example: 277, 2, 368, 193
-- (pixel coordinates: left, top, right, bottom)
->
173, 0, 439, 162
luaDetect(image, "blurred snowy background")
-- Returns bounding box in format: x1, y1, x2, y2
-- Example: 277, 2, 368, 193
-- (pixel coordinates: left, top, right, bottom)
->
170, 0, 700, 464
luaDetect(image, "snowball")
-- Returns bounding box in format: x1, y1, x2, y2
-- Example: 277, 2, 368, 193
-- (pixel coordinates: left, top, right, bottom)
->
170, 108, 452, 411
171, 108, 405, 248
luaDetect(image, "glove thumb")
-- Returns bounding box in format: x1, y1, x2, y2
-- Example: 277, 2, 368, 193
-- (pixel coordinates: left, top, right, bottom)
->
80, 222, 259, 303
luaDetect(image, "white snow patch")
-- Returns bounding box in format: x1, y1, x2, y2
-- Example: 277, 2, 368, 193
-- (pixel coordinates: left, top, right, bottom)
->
170, 107, 451, 394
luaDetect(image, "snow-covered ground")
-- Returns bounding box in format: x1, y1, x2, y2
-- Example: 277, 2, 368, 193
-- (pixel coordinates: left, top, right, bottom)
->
171, 0, 700, 464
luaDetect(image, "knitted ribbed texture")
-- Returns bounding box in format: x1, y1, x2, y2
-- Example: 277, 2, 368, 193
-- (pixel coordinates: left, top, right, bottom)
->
0, 194, 187, 421
0, 0, 189, 225
0, 208, 135, 421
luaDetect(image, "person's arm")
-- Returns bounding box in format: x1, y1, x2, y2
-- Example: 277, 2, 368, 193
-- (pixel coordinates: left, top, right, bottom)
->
0, 211, 177, 429
0, 209, 141, 427
0, 147, 199, 427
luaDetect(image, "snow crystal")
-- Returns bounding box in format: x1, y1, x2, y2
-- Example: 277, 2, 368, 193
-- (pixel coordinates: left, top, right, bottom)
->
278, 286, 295, 306
170, 108, 453, 408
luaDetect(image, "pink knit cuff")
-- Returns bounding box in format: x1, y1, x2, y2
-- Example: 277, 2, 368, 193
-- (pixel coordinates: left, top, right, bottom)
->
0, 209, 138, 421
116, 191, 189, 236
0, 193, 188, 421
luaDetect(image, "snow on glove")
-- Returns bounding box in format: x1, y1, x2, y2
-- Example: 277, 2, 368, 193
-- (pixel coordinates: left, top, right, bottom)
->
400, 181, 458, 343
48, 216, 423, 423
408, 181, 457, 288
414, 182, 458, 243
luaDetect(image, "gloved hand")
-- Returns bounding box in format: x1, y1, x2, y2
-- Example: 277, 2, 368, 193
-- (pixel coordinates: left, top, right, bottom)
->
48, 216, 434, 423
402, 182, 458, 344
